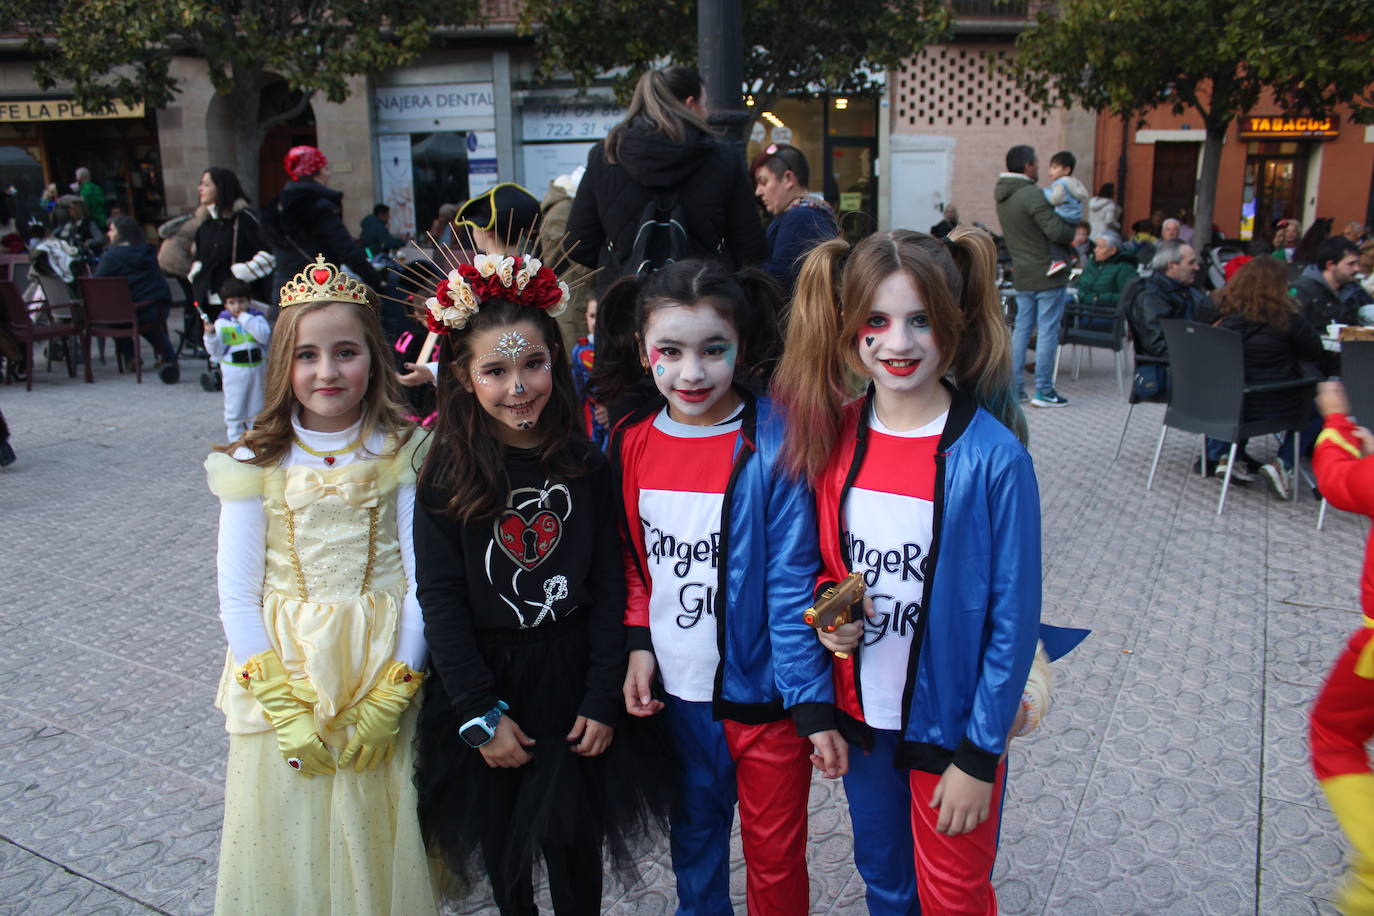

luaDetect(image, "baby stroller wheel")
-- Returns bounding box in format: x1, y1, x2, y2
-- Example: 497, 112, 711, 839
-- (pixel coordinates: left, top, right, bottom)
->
200, 367, 222, 392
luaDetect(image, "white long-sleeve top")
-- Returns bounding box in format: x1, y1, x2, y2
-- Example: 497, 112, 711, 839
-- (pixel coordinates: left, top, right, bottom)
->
214, 414, 427, 669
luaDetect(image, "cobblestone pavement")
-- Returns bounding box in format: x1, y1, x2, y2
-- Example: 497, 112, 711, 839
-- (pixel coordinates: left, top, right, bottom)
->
0, 322, 1365, 915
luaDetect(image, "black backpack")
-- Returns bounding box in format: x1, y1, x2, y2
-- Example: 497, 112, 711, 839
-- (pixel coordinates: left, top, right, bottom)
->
607, 194, 692, 279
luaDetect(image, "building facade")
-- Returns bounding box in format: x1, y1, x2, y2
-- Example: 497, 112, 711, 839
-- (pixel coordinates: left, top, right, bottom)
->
1093, 90, 1374, 242
881, 1, 1097, 236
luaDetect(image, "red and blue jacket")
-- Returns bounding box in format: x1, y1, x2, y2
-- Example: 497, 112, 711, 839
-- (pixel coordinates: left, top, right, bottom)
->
612, 388, 836, 735
815, 386, 1041, 782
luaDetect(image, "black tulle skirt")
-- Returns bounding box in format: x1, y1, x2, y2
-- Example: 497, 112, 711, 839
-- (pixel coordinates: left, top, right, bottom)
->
416, 615, 675, 901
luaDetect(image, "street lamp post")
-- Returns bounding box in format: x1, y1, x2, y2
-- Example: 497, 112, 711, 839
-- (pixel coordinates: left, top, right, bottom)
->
698, 0, 750, 156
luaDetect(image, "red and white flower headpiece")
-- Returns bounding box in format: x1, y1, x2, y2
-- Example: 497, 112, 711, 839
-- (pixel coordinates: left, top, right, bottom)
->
424, 253, 570, 335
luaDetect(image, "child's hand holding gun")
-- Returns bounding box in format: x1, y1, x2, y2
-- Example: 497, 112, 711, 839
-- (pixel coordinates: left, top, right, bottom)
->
805, 572, 874, 658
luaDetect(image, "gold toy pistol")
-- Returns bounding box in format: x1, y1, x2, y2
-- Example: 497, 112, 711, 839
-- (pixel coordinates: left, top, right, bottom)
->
803, 571, 866, 659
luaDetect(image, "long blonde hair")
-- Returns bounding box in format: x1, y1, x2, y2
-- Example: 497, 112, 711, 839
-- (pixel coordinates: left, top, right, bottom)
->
772, 227, 1023, 481
217, 299, 413, 465
604, 67, 714, 165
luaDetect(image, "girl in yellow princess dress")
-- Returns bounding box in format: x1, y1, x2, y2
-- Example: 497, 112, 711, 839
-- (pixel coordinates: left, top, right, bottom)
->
205, 255, 435, 916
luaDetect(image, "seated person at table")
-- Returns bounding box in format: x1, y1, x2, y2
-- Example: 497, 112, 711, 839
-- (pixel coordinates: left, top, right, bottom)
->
1291, 237, 1372, 330
1194, 256, 1334, 491
1073, 230, 1136, 328
1128, 239, 1209, 361
95, 215, 179, 383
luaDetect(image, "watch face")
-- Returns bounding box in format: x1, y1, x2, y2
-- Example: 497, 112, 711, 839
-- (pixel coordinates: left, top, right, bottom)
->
460, 722, 492, 747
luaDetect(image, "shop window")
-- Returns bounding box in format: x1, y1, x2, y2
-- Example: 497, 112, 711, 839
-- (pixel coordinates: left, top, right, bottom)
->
1241, 154, 1307, 241
45, 119, 165, 225
0, 145, 46, 226
410, 132, 471, 238
744, 96, 880, 231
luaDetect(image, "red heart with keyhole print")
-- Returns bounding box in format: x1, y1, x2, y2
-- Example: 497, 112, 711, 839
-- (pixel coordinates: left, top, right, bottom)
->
495, 509, 561, 571
311, 267, 331, 285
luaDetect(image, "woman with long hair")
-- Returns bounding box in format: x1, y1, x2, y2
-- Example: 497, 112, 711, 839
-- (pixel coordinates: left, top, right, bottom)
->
1201, 255, 1334, 495
205, 259, 434, 915
771, 228, 1054, 915
563, 67, 766, 297
411, 256, 671, 913
190, 167, 276, 314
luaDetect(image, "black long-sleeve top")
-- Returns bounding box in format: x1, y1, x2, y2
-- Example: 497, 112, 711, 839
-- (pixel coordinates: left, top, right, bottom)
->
415, 444, 627, 727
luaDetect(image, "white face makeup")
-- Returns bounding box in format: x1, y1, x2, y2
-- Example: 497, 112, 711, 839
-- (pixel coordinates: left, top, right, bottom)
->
642, 304, 741, 426
857, 271, 946, 404
464, 322, 554, 438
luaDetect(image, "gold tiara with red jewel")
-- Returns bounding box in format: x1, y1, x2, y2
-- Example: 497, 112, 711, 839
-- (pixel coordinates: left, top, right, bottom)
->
279, 254, 373, 309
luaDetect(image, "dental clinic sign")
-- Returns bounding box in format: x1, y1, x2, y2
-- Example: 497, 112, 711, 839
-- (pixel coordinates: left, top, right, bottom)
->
373, 83, 495, 124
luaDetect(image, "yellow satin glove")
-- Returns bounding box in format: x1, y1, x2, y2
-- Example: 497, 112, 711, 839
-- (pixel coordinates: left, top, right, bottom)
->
336, 661, 424, 772
238, 649, 335, 778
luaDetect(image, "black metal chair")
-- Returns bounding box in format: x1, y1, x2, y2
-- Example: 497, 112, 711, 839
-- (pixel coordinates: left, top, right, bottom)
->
1113, 350, 1170, 461
1056, 286, 1131, 397
1146, 319, 1318, 514
1317, 341, 1374, 529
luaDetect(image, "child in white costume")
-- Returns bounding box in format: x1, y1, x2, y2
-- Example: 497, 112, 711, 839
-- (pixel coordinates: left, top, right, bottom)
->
205, 255, 437, 916
204, 277, 271, 441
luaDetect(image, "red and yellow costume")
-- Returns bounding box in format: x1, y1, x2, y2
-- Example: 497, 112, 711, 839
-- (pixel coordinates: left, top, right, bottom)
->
1310, 411, 1374, 915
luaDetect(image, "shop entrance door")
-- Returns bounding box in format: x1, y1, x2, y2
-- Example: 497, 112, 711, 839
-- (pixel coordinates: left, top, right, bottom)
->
825, 139, 878, 244
1244, 154, 1307, 240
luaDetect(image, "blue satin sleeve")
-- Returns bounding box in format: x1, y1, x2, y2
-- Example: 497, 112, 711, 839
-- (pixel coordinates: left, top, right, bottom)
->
764, 465, 835, 734
954, 449, 1042, 777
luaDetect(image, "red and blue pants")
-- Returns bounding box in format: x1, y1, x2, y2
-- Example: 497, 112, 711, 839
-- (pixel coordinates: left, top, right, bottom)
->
844, 727, 1007, 916
664, 696, 813, 916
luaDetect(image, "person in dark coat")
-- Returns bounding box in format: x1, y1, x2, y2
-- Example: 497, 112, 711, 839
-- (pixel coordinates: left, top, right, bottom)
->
750, 143, 837, 293
360, 203, 405, 255
53, 198, 104, 262
930, 204, 959, 238
1194, 256, 1332, 494
262, 146, 382, 306
1128, 240, 1209, 359
95, 215, 179, 382
564, 67, 766, 298
1291, 236, 1367, 329
190, 167, 275, 313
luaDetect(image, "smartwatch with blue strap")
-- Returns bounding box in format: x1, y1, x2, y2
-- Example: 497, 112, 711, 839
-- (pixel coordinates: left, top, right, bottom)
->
459, 700, 509, 748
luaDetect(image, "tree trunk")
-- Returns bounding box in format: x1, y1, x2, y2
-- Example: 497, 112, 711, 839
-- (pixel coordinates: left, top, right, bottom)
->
1116, 115, 1129, 211
224, 79, 265, 203
1192, 118, 1227, 252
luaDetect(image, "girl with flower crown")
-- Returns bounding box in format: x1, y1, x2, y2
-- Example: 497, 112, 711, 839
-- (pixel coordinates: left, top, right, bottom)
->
412, 252, 673, 914
205, 256, 436, 915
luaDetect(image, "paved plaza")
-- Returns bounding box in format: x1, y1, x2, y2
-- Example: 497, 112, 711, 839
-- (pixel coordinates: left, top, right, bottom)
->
0, 318, 1367, 915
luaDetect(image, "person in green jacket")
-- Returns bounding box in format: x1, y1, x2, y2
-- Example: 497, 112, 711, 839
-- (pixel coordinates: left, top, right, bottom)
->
1074, 230, 1138, 308
75, 167, 106, 225
1071, 230, 1139, 333
995, 144, 1077, 408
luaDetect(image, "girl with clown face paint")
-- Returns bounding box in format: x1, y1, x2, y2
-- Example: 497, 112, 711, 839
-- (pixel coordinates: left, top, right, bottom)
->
773, 229, 1081, 916
595, 259, 841, 916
